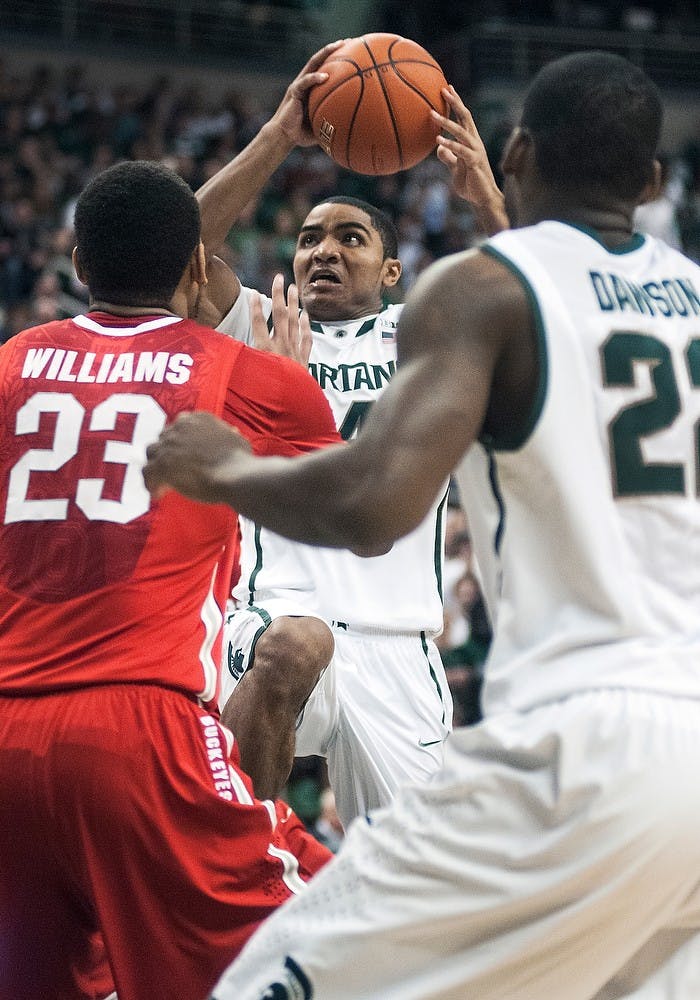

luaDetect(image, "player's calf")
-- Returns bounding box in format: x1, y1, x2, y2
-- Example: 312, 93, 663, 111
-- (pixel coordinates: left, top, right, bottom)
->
221, 615, 334, 799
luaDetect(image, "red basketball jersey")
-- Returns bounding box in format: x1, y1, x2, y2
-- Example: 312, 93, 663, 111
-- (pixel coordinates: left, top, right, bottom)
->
0, 312, 338, 704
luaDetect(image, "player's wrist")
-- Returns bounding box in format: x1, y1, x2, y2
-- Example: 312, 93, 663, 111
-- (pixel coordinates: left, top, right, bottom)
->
474, 189, 508, 236
260, 115, 300, 155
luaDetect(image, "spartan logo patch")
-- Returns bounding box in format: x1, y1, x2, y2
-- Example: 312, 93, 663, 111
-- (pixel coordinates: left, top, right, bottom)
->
259, 956, 312, 999
228, 645, 246, 679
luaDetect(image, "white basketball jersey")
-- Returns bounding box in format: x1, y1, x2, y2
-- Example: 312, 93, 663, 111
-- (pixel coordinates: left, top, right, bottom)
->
218, 289, 447, 633
457, 222, 700, 715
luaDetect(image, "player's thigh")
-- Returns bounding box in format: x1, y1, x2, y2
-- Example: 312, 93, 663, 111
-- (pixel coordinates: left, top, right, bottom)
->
45, 686, 302, 1000
294, 651, 339, 758
0, 695, 113, 1000
214, 689, 700, 1000
326, 633, 451, 815
334, 632, 451, 748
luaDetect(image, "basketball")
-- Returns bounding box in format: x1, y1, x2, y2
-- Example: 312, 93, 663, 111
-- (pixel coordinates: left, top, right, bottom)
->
308, 33, 449, 176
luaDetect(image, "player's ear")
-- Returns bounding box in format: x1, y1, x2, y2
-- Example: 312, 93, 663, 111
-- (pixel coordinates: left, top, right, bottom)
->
500, 126, 531, 179
191, 241, 208, 287
638, 160, 663, 206
382, 257, 402, 288
72, 246, 88, 286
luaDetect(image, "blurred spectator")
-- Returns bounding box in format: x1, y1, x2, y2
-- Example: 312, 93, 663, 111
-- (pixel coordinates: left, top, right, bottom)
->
678, 140, 700, 263
439, 496, 473, 650
283, 755, 344, 850
313, 788, 345, 854
440, 571, 491, 726
435, 482, 492, 726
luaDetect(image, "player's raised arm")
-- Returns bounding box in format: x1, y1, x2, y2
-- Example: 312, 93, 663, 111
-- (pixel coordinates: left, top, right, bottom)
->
432, 86, 509, 236
145, 247, 531, 552
194, 40, 345, 325
197, 39, 345, 252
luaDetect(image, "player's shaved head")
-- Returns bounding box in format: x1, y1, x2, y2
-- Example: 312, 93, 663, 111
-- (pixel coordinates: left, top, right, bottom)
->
521, 51, 662, 201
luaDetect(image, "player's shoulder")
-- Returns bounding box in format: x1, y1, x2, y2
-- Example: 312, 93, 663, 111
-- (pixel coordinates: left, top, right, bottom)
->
379, 301, 404, 320
11, 317, 72, 340
372, 301, 403, 339
0, 318, 70, 358
234, 341, 320, 391
651, 235, 700, 275
374, 302, 403, 325
410, 247, 526, 313
333, 301, 402, 347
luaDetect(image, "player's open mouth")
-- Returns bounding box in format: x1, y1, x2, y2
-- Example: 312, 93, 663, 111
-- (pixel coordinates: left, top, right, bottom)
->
308, 270, 341, 287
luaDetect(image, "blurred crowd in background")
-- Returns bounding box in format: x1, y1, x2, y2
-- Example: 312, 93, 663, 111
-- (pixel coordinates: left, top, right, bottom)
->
381, 0, 700, 39
3, 56, 698, 344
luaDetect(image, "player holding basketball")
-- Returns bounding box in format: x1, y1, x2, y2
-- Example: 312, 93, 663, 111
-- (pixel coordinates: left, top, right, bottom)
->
195, 43, 507, 826
147, 52, 700, 998
0, 160, 337, 1000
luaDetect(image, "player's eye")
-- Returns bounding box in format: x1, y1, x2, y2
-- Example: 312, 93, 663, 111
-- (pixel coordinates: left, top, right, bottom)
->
299, 234, 318, 247
344, 233, 362, 245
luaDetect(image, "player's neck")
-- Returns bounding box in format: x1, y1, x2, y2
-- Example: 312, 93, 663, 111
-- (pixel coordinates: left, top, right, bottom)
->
525, 193, 636, 249
88, 299, 180, 318
309, 306, 383, 327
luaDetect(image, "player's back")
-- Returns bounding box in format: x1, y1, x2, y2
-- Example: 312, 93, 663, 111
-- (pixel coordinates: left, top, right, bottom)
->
457, 222, 700, 715
0, 312, 242, 704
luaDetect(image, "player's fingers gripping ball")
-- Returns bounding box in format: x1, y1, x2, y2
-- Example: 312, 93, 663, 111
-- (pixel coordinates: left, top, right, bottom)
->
308, 33, 449, 175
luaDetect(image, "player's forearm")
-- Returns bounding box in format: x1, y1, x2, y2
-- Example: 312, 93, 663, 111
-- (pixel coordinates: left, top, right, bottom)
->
220, 444, 398, 553
197, 120, 295, 252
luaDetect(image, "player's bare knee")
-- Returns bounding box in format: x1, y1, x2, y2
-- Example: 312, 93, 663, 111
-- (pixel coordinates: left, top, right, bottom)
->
251, 616, 333, 704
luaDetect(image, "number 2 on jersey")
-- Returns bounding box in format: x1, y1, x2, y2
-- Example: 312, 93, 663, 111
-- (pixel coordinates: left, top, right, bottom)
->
5, 391, 166, 525
601, 332, 700, 496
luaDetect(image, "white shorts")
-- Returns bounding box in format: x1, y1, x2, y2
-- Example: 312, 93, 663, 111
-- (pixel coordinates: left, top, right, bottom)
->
213, 689, 700, 1000
221, 602, 452, 830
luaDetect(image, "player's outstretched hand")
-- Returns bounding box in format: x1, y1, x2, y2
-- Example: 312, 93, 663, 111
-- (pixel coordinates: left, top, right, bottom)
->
143, 412, 252, 505
251, 274, 312, 366
431, 86, 509, 236
271, 39, 348, 147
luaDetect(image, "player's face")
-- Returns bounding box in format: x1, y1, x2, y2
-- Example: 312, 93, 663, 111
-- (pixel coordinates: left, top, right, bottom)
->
294, 203, 399, 321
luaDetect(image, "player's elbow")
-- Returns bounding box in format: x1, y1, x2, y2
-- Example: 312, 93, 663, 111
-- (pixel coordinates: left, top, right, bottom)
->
341, 515, 395, 557
349, 534, 394, 558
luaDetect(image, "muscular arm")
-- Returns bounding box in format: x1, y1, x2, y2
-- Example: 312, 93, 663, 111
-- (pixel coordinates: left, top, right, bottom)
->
144, 251, 534, 552
195, 41, 344, 322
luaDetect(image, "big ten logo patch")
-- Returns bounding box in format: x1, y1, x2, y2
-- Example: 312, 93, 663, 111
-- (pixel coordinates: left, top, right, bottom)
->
318, 118, 335, 156
199, 714, 235, 801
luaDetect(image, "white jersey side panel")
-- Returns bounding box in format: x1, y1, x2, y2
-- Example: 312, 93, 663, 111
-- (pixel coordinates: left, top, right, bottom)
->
455, 222, 700, 715
218, 291, 447, 633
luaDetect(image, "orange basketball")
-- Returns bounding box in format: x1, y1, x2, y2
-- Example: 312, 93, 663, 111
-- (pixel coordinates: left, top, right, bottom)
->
308, 33, 449, 176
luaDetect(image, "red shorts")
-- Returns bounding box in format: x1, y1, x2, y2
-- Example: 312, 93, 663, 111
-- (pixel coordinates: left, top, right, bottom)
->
0, 684, 330, 1000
